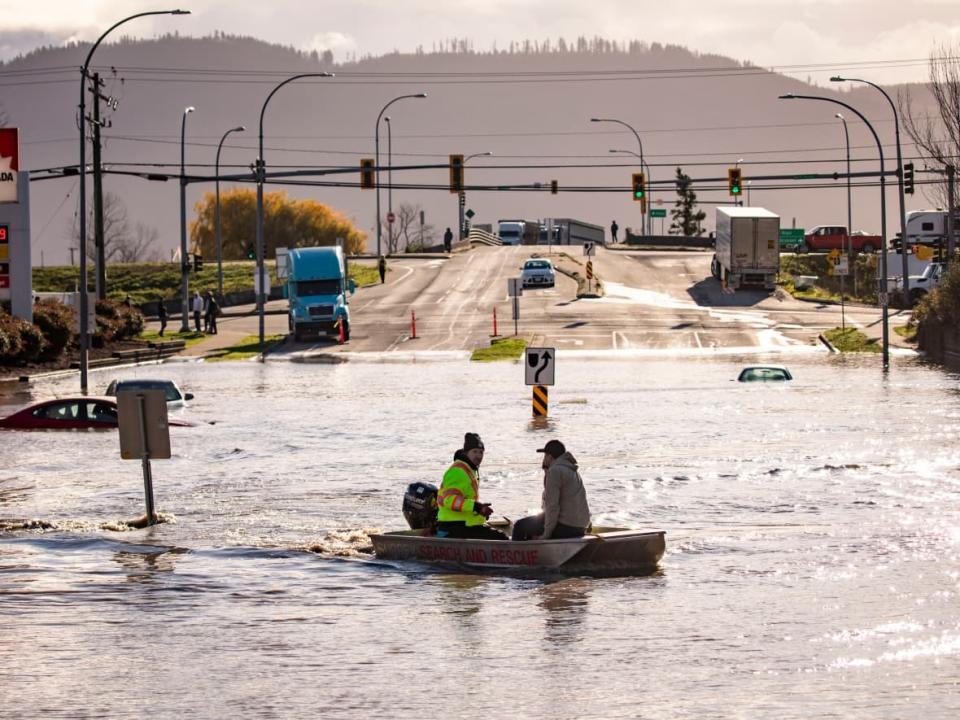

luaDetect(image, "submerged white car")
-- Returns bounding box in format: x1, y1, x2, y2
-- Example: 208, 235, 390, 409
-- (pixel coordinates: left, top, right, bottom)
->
521, 258, 556, 288
105, 378, 194, 406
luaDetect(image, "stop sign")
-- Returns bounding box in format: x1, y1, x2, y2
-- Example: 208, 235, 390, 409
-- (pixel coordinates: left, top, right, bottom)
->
387, 212, 396, 224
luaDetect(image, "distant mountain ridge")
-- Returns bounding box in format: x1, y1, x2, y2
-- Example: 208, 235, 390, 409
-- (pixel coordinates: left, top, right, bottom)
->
0, 35, 935, 263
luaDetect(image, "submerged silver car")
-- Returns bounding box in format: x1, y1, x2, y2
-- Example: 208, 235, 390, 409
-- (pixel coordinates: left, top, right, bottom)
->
521, 258, 556, 288
105, 378, 194, 405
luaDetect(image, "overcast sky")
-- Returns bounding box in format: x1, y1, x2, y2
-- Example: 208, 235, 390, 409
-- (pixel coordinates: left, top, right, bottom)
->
0, 0, 957, 84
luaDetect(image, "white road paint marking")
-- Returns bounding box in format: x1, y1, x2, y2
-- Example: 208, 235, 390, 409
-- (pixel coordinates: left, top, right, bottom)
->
693, 332, 703, 348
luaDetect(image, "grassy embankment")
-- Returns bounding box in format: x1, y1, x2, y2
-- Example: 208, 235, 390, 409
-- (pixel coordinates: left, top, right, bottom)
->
33, 260, 380, 306
32, 261, 380, 353
471, 337, 527, 361
824, 327, 882, 353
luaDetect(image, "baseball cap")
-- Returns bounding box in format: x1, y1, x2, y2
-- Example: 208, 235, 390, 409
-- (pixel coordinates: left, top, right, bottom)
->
536, 439, 566, 457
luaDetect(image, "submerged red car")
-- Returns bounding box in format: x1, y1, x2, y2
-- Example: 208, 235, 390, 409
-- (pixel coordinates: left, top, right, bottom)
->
0, 396, 191, 430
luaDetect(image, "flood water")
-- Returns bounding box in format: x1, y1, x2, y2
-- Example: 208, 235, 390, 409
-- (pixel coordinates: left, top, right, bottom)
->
2, 353, 959, 719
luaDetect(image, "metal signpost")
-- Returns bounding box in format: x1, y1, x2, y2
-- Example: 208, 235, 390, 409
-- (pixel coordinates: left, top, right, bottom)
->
117, 389, 171, 526
508, 278, 522, 335
650, 207, 666, 235
525, 347, 555, 417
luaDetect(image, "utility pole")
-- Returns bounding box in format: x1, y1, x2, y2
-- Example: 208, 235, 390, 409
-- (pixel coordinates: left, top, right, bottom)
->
91, 72, 106, 300
948, 164, 956, 265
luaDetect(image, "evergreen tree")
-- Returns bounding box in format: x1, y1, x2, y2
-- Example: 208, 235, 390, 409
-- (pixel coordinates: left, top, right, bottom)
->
670, 167, 706, 236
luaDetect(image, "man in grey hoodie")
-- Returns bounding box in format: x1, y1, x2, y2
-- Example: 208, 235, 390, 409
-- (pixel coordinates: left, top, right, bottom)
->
511, 439, 592, 541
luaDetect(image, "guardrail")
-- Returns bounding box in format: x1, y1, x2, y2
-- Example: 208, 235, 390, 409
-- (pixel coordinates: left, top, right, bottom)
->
69, 340, 185, 370
469, 228, 502, 246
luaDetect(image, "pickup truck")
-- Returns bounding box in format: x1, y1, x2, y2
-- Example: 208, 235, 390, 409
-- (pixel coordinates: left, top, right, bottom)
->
800, 226, 881, 254
894, 262, 945, 305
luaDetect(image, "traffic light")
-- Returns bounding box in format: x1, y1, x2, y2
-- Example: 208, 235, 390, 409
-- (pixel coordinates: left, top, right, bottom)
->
631, 172, 646, 202
903, 162, 915, 195
245, 243, 255, 260
728, 168, 743, 196
449, 154, 464, 194
360, 158, 375, 189
550, 179, 558, 194
193, 253, 203, 272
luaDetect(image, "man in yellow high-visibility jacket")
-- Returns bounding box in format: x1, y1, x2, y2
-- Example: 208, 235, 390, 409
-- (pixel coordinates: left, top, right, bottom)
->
436, 433, 508, 540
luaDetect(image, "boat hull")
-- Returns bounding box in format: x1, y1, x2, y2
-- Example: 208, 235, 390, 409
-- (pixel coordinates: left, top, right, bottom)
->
369, 527, 665, 577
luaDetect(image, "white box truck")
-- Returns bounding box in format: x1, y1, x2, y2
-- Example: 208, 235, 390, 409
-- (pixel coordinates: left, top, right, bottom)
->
711, 207, 780, 291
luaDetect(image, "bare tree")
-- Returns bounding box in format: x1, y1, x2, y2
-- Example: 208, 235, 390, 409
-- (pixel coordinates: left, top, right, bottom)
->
113, 222, 162, 263
71, 191, 130, 261
900, 43, 960, 206
396, 202, 435, 251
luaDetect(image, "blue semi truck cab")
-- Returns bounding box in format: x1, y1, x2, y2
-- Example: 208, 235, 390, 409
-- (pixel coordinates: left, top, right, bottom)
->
285, 246, 355, 342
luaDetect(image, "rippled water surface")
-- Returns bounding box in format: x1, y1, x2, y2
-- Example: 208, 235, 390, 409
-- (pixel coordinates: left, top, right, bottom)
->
2, 354, 959, 719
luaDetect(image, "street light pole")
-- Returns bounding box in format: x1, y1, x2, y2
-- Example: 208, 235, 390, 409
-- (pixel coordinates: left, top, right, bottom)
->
215, 125, 245, 298
592, 118, 647, 235
609, 149, 651, 235
831, 76, 910, 297
385, 116, 393, 251
76, 8, 189, 393
837, 112, 855, 298
256, 72, 335, 355
462, 151, 492, 241
375, 93, 427, 257
780, 93, 890, 369
179, 105, 195, 332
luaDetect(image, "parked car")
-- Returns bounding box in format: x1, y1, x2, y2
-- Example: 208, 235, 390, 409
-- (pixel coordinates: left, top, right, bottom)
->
105, 378, 193, 405
521, 258, 556, 288
737, 365, 793, 382
0, 397, 191, 430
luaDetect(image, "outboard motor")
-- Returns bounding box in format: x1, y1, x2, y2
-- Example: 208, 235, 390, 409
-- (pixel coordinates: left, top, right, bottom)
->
403, 482, 438, 533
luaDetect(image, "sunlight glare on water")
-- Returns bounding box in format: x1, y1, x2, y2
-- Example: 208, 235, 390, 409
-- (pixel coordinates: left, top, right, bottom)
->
1, 355, 959, 718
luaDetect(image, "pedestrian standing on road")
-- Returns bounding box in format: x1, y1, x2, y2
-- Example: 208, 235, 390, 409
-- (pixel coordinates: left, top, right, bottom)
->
436, 433, 508, 540
157, 297, 168, 337
378, 255, 387, 284
610, 220, 619, 243
205, 292, 219, 335
192, 291, 204, 333
444, 227, 453, 253
511, 439, 592, 541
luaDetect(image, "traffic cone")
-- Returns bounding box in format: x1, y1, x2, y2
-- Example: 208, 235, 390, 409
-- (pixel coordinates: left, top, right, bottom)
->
337, 317, 345, 344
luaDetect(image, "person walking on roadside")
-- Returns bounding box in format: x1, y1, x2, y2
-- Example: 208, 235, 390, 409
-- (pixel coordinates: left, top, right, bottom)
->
204, 291, 219, 335
192, 291, 204, 333
378, 255, 387, 284
512, 439, 592, 541
157, 297, 168, 337
610, 220, 619, 243
444, 227, 453, 253
436, 433, 508, 540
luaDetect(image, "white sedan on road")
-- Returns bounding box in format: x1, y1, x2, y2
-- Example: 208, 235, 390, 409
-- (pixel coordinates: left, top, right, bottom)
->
521, 258, 556, 288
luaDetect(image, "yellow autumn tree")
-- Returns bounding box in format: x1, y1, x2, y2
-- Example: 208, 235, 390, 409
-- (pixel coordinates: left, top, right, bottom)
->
190, 188, 367, 258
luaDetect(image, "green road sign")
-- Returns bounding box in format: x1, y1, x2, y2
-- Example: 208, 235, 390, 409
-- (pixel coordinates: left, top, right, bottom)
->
649, 208, 667, 218
465, 209, 475, 219
779, 228, 805, 250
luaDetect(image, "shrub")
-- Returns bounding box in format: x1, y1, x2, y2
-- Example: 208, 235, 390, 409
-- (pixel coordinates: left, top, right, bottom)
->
0, 309, 45, 363
95, 298, 144, 341
32, 299, 75, 360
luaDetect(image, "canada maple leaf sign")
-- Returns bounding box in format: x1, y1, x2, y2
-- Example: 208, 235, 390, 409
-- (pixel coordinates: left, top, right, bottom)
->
0, 128, 19, 203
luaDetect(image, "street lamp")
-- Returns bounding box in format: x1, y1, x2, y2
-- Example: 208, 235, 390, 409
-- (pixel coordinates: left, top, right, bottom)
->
256, 72, 335, 354
375, 93, 427, 257
76, 8, 189, 393
836, 113, 853, 293
780, 92, 890, 369
215, 124, 245, 298
831, 75, 910, 294
461, 151, 493, 239
179, 105, 195, 332
592, 118, 648, 235
385, 116, 393, 250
